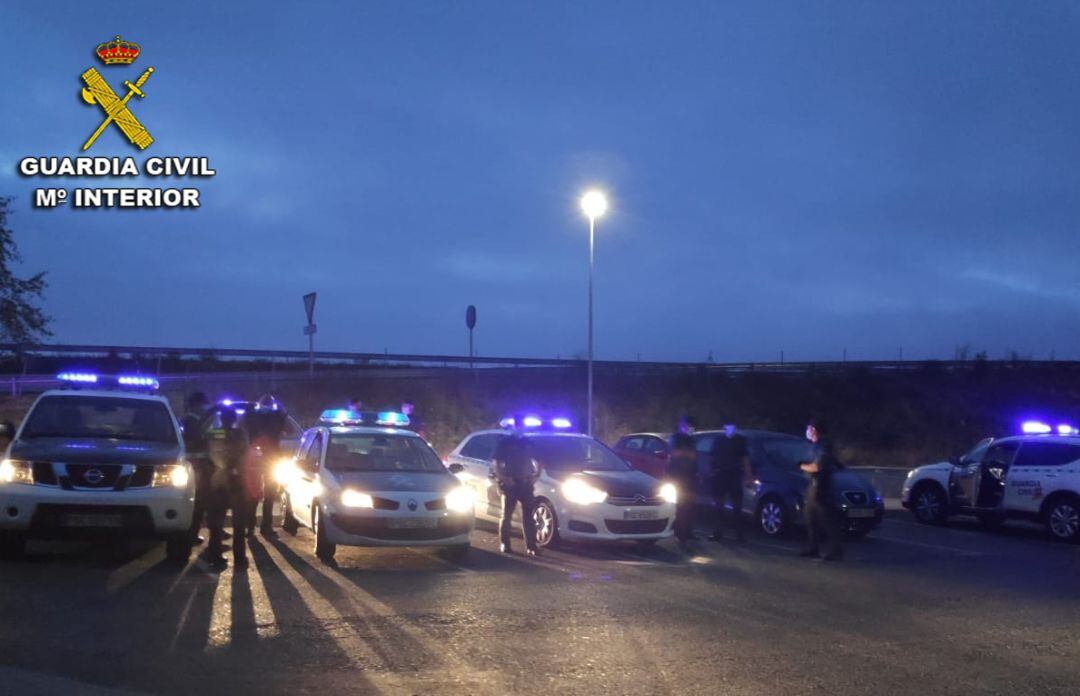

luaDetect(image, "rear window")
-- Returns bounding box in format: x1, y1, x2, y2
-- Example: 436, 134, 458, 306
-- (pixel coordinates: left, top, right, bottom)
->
1014, 441, 1080, 468
22, 396, 177, 444
326, 433, 445, 473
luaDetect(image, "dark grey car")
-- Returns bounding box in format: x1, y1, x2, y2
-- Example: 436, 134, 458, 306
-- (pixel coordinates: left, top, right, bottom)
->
692, 430, 884, 537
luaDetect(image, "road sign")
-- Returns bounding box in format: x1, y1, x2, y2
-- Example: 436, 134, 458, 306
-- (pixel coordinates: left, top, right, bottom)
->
304, 324, 317, 336
303, 292, 317, 325
466, 305, 477, 330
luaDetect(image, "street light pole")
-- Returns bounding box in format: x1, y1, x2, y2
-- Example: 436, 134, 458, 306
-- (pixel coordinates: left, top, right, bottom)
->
579, 189, 608, 438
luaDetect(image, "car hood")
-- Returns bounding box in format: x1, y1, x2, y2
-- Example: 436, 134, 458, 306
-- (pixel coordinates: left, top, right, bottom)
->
8, 437, 181, 465
330, 470, 457, 494
830, 468, 877, 493
567, 469, 661, 498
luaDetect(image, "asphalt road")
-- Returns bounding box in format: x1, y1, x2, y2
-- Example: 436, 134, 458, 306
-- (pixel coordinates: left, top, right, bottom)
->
1, 511, 1079, 696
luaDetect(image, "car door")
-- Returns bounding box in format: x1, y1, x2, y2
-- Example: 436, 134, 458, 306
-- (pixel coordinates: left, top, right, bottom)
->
951, 440, 1017, 509
294, 431, 324, 527
642, 436, 670, 478
693, 434, 717, 504
455, 434, 502, 517
1004, 441, 1080, 513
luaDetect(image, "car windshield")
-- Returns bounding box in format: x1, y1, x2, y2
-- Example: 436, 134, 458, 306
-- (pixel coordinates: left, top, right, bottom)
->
758, 437, 815, 472
21, 395, 177, 443
325, 433, 445, 473
527, 436, 631, 473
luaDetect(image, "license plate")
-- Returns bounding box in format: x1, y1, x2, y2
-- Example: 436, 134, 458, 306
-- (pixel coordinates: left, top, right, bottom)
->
847, 508, 876, 519
387, 516, 438, 529
623, 508, 658, 521
62, 513, 123, 528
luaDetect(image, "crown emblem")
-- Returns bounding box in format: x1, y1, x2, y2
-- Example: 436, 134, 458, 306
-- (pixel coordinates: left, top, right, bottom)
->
96, 35, 140, 65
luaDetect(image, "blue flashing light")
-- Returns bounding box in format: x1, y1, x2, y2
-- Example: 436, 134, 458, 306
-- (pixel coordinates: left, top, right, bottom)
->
1057, 424, 1078, 436
118, 375, 159, 389
499, 417, 516, 429
500, 414, 575, 431
221, 398, 235, 407
376, 411, 410, 427
551, 417, 573, 429
522, 416, 543, 428
1022, 421, 1052, 435
320, 409, 364, 424
58, 372, 98, 384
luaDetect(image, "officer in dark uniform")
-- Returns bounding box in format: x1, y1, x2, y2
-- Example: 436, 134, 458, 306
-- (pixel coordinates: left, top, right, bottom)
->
709, 424, 752, 542
666, 431, 698, 551
205, 407, 251, 571
492, 417, 540, 555
247, 394, 288, 537
401, 399, 425, 439
181, 392, 213, 545
799, 417, 843, 561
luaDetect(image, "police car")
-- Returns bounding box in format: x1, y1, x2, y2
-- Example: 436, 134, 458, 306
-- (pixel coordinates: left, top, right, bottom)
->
0, 373, 195, 562
901, 421, 1080, 542
275, 409, 475, 564
448, 416, 677, 548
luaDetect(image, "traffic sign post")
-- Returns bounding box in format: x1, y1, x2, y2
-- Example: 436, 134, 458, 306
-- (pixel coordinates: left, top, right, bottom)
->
303, 292, 317, 377
465, 305, 477, 363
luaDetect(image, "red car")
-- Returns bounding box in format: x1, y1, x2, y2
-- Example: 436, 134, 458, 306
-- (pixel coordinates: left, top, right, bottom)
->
613, 432, 672, 479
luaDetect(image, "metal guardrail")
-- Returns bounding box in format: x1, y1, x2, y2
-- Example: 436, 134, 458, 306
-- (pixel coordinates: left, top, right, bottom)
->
2, 342, 1078, 373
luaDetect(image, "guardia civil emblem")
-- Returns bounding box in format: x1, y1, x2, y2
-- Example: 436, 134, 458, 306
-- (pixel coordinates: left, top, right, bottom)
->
80, 35, 154, 151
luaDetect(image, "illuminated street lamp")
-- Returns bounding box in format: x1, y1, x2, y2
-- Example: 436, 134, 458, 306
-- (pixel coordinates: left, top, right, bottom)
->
580, 189, 608, 436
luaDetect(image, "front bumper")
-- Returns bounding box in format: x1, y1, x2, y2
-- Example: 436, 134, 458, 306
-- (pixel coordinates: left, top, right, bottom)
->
838, 504, 884, 531
556, 499, 675, 542
325, 507, 474, 547
0, 483, 194, 538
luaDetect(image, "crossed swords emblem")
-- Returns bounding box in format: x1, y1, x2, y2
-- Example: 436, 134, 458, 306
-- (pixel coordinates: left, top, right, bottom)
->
80, 66, 155, 151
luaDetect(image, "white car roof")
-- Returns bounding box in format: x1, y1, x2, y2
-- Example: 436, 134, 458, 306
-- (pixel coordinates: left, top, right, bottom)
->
995, 434, 1080, 446
323, 426, 422, 437
465, 429, 593, 439
37, 389, 172, 405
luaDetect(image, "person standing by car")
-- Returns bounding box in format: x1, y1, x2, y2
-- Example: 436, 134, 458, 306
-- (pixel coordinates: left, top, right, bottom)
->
666, 431, 698, 551
799, 417, 843, 561
248, 394, 288, 537
402, 399, 425, 439
205, 407, 251, 571
181, 392, 213, 546
710, 424, 752, 542
492, 417, 540, 556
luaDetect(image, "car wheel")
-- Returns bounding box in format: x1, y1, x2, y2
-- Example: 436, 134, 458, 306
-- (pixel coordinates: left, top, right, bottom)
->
757, 496, 788, 537
165, 533, 193, 565
281, 493, 299, 535
533, 499, 559, 548
911, 482, 948, 525
313, 505, 336, 562
439, 543, 470, 561
0, 532, 26, 560
1043, 495, 1080, 543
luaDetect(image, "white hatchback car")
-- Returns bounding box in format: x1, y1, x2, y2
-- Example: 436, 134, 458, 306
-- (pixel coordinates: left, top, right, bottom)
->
902, 425, 1080, 542
277, 414, 475, 564
448, 426, 677, 548
0, 373, 195, 562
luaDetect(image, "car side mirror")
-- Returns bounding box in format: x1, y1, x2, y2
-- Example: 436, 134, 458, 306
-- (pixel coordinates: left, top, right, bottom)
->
447, 462, 464, 475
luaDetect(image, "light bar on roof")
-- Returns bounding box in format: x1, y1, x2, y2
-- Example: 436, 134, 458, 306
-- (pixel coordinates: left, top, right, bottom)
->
58, 372, 98, 384
551, 417, 573, 429
1021, 421, 1053, 435
320, 409, 361, 424
118, 375, 159, 389
376, 411, 410, 426
1057, 424, 1078, 436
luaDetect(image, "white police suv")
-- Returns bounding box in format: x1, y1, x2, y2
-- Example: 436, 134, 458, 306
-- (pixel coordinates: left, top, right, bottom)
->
276, 409, 475, 564
0, 373, 195, 562
901, 421, 1080, 542
448, 416, 677, 548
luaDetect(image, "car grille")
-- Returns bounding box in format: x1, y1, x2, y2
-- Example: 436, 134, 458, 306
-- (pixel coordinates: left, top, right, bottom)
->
31, 462, 58, 486
372, 496, 400, 511
64, 464, 123, 489
425, 498, 446, 511
842, 491, 869, 506
604, 518, 669, 535
605, 495, 663, 507
329, 515, 470, 541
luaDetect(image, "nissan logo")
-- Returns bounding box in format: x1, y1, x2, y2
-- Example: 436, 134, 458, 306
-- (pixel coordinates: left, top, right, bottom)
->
84, 468, 105, 485
407, 498, 419, 511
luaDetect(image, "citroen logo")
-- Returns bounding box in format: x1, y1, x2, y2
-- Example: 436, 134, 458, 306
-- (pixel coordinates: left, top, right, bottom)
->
407, 498, 419, 511
84, 468, 105, 485
634, 494, 646, 504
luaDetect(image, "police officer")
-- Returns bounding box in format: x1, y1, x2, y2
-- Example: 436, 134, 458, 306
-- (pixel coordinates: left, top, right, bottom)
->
248, 394, 288, 537
205, 407, 251, 571
401, 399, 425, 439
710, 424, 752, 542
492, 416, 540, 556
181, 392, 213, 545
666, 431, 698, 551
799, 417, 843, 561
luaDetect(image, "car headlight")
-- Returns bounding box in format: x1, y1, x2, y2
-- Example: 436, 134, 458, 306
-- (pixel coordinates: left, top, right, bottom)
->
341, 489, 374, 508
273, 458, 299, 486
445, 485, 475, 513
658, 482, 678, 505
0, 459, 33, 485
562, 477, 607, 505
152, 463, 190, 488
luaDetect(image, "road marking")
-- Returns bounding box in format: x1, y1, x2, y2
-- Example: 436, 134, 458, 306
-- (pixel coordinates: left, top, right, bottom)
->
106, 546, 163, 593
205, 568, 232, 649
404, 547, 477, 574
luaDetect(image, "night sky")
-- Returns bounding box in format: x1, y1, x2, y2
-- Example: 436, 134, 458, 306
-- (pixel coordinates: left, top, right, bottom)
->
2, 2, 1078, 361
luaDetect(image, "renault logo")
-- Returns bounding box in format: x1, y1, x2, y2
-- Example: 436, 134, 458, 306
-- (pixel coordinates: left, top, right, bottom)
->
407, 498, 418, 511
84, 468, 105, 485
